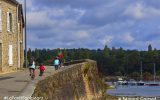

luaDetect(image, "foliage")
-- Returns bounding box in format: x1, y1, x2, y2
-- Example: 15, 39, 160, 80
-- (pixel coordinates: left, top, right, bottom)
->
26, 44, 160, 77
143, 72, 153, 81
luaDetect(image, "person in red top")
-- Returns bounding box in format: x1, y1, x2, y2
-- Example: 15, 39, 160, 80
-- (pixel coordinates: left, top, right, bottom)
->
58, 53, 64, 68
38, 64, 45, 76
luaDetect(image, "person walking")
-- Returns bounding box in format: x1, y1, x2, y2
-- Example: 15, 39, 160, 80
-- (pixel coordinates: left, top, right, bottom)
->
54, 57, 60, 70
58, 53, 63, 68
38, 63, 45, 76
28, 57, 36, 77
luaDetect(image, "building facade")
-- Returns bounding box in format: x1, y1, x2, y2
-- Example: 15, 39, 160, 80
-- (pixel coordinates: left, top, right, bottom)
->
0, 0, 24, 72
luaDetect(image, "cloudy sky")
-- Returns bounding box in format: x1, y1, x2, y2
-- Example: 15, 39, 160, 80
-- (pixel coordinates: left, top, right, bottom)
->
17, 0, 160, 50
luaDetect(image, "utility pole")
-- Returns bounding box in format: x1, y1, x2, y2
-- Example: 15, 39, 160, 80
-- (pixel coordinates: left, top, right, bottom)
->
24, 0, 27, 68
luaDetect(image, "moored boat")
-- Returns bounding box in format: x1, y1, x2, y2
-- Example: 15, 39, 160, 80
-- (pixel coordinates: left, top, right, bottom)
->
145, 82, 160, 86
128, 79, 137, 86
137, 81, 145, 86
122, 80, 128, 85
117, 77, 124, 85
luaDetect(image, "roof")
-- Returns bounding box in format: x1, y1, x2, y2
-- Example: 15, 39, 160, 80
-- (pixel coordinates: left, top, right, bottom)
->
18, 4, 24, 27
8, 0, 19, 5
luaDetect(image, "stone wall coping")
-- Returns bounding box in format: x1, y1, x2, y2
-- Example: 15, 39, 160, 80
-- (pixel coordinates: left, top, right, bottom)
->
18, 59, 95, 98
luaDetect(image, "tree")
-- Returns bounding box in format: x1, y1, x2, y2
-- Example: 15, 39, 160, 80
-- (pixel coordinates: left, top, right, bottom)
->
127, 51, 141, 72
103, 45, 110, 57
129, 72, 140, 80
27, 48, 32, 61
35, 48, 39, 60
148, 44, 152, 51
26, 45, 160, 77
143, 72, 153, 81
63, 48, 67, 62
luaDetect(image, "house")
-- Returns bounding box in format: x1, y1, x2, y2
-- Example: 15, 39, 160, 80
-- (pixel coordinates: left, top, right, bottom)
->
0, 0, 24, 72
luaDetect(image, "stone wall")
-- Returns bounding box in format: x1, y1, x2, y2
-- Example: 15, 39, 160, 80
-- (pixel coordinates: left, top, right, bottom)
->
32, 60, 106, 100
0, 0, 24, 72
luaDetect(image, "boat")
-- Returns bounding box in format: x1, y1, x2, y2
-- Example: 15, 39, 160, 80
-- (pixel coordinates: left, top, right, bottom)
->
122, 80, 128, 85
145, 63, 160, 86
145, 83, 160, 86
128, 79, 137, 86
137, 61, 145, 86
117, 78, 123, 85
137, 80, 145, 86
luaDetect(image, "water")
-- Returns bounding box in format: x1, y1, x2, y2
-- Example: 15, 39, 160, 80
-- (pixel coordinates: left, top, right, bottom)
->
107, 82, 160, 97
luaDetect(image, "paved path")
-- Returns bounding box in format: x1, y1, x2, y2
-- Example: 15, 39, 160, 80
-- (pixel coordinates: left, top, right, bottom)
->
0, 66, 55, 99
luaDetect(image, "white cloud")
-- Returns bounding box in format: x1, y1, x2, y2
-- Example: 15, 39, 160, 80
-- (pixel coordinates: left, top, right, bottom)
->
124, 2, 160, 19
120, 32, 134, 43
124, 3, 145, 19
17, 0, 160, 50
73, 8, 86, 19
99, 35, 113, 45
74, 31, 90, 39
27, 10, 55, 28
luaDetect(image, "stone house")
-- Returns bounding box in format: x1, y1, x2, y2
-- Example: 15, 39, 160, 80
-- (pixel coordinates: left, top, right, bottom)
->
0, 0, 24, 72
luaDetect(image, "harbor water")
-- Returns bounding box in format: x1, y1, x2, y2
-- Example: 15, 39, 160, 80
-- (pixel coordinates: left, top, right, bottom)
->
107, 82, 160, 97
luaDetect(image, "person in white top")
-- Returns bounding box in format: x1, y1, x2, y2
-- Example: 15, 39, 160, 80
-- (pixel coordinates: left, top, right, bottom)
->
29, 57, 36, 77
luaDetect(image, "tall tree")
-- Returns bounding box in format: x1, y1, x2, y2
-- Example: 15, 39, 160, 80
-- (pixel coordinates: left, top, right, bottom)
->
27, 48, 32, 61
148, 44, 152, 51
103, 45, 110, 57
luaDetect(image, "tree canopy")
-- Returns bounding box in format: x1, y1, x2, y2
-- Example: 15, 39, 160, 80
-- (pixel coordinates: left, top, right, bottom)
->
25, 44, 160, 77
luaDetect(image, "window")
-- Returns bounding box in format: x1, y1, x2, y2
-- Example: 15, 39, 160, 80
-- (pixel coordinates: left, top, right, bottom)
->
9, 13, 12, 32
7, 12, 13, 32
0, 9, 2, 31
8, 45, 13, 65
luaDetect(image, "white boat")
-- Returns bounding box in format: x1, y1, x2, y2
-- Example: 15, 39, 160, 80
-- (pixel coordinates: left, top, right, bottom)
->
117, 78, 124, 85
137, 80, 145, 86
128, 79, 137, 86
122, 80, 128, 85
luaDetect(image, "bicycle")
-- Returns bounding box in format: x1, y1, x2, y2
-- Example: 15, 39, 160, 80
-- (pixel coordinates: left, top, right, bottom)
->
30, 69, 35, 80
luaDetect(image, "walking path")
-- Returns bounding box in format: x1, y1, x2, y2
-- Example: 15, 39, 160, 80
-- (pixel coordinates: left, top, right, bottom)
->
0, 66, 55, 100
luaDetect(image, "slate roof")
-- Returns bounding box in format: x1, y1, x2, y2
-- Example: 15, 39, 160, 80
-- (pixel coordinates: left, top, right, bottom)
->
18, 4, 25, 27
9, 0, 19, 5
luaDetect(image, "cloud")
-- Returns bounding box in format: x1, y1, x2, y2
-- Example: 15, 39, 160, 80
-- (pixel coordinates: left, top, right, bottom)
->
99, 35, 113, 46
73, 31, 90, 39
121, 32, 134, 43
124, 3, 144, 19
123, 2, 160, 19
27, 10, 54, 29
16, 0, 160, 50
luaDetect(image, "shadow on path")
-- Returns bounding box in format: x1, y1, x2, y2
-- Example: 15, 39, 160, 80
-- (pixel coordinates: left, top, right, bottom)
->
0, 77, 14, 81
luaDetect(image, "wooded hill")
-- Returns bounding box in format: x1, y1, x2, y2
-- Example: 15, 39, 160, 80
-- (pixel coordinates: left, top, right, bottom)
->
26, 44, 160, 79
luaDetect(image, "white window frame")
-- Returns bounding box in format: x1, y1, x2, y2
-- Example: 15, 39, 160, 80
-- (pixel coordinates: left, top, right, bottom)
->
0, 9, 2, 32
8, 45, 13, 65
7, 12, 13, 32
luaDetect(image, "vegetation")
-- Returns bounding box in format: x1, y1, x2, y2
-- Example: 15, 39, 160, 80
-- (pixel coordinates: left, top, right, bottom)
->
26, 44, 160, 78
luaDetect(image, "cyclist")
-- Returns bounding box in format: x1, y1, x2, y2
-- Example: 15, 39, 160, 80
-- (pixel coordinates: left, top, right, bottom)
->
29, 57, 36, 78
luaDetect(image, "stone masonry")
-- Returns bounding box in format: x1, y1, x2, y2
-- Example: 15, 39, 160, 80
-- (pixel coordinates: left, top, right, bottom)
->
0, 0, 24, 72
33, 60, 106, 100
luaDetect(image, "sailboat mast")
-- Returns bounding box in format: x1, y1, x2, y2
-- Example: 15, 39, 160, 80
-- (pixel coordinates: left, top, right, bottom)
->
154, 63, 156, 83
140, 61, 142, 81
